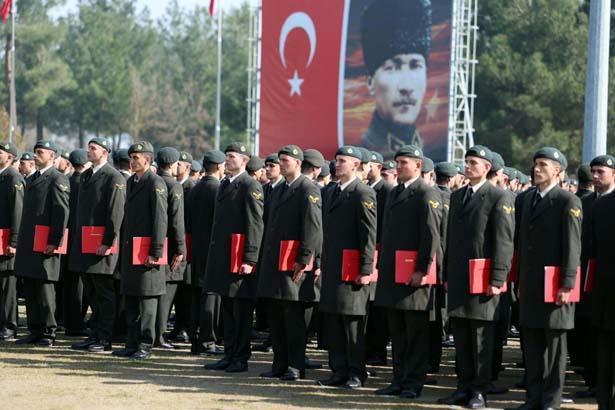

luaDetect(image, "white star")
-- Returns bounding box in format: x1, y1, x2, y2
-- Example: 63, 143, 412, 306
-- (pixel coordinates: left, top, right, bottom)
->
288, 70, 304, 96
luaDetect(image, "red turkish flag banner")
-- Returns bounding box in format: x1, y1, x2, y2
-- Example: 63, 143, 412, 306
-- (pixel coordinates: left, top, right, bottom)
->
259, 0, 347, 158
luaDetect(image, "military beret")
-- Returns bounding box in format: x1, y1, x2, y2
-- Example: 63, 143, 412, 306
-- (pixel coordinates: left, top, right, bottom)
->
224, 142, 249, 155
128, 141, 154, 155
465, 145, 492, 163
69, 149, 88, 166
361, 0, 432, 75
34, 140, 59, 154
278, 145, 303, 161
151, 161, 158, 169
303, 149, 325, 168
570, 179, 578, 186
503, 167, 518, 180
156, 147, 180, 165
20, 151, 34, 161
88, 137, 111, 152
60, 150, 70, 160
265, 153, 280, 164
115, 149, 129, 163
382, 160, 397, 171
0, 141, 18, 157
335, 146, 363, 161
202, 150, 225, 165
421, 157, 434, 173
435, 162, 457, 178
394, 144, 423, 160
490, 152, 505, 172
329, 159, 337, 176
191, 160, 203, 172
357, 147, 372, 164
246, 156, 265, 173
518, 173, 530, 185
533, 147, 565, 167
577, 164, 592, 183
456, 164, 464, 174
370, 151, 384, 164
179, 151, 193, 164
319, 160, 331, 177
590, 155, 615, 170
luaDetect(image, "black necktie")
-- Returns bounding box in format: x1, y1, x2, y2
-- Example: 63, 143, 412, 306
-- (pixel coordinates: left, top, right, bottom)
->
463, 186, 473, 206
31, 170, 41, 182
532, 192, 542, 209
331, 185, 342, 201
220, 178, 230, 193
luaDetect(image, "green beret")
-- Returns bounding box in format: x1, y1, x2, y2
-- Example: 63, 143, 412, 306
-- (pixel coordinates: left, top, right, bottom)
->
435, 162, 457, 178
265, 153, 280, 164
577, 164, 592, 183
361, 0, 432, 75
128, 141, 154, 155
179, 151, 193, 163
156, 147, 180, 165
224, 142, 249, 155
69, 149, 88, 166
382, 160, 397, 171
490, 152, 505, 172
394, 144, 423, 160
518, 173, 530, 185
303, 149, 325, 168
278, 145, 303, 161
465, 145, 492, 163
456, 164, 464, 175
88, 137, 111, 152
533, 147, 565, 167
151, 161, 158, 168
114, 149, 129, 163
246, 156, 265, 172
370, 151, 384, 164
191, 160, 203, 172
503, 167, 518, 180
421, 157, 434, 173
320, 160, 331, 177
20, 151, 34, 161
0, 141, 18, 157
34, 140, 59, 154
335, 146, 363, 161
357, 147, 372, 164
202, 149, 225, 165
590, 155, 615, 169
329, 160, 337, 176
61, 150, 70, 160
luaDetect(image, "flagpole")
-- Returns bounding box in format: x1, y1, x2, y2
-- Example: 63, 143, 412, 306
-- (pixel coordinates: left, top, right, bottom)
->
214, 4, 222, 150
8, 0, 15, 143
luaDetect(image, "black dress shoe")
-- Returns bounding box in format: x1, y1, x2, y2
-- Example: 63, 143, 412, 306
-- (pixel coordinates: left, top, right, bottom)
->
253, 342, 273, 352
467, 392, 487, 409
173, 330, 190, 343
345, 376, 362, 389
399, 389, 421, 399
131, 347, 152, 360
437, 390, 471, 405
204, 357, 232, 370
71, 338, 97, 350
203, 342, 224, 355
304, 357, 322, 369
225, 361, 248, 373
37, 338, 54, 347
486, 384, 509, 395
260, 369, 286, 378
156, 342, 175, 350
0, 327, 15, 340
88, 340, 112, 352
112, 347, 137, 357
317, 374, 348, 387
15, 334, 40, 345
280, 370, 304, 381
374, 384, 402, 396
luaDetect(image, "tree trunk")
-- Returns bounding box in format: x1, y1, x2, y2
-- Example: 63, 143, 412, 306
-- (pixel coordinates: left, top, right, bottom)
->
36, 109, 43, 141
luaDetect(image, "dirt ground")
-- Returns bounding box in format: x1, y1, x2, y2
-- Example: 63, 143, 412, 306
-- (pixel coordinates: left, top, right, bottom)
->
0, 314, 598, 409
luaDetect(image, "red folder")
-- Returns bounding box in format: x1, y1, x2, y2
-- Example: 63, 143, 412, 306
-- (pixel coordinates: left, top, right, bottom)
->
508, 251, 519, 282
33, 225, 68, 255
584, 259, 596, 293
132, 237, 168, 265
341, 249, 378, 283
469, 258, 507, 294
230, 233, 245, 273
278, 240, 314, 271
186, 234, 192, 263
0, 228, 9, 256
394, 250, 437, 285
81, 226, 118, 255
544, 266, 581, 303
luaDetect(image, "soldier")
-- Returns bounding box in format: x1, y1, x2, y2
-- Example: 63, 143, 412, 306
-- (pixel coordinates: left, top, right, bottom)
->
112, 141, 168, 360
575, 164, 593, 199
0, 142, 24, 340
373, 145, 441, 398
381, 160, 398, 185
263, 154, 284, 206
317, 146, 377, 389
154, 148, 186, 349
203, 142, 264, 373
113, 149, 131, 180
247, 155, 266, 183
188, 150, 225, 355
190, 160, 202, 182
69, 138, 125, 353
437, 146, 514, 409
316, 160, 331, 187
257, 145, 323, 381
514, 147, 581, 410
357, 147, 373, 183
14, 140, 70, 347
19, 152, 36, 181
301, 149, 325, 181
421, 157, 435, 186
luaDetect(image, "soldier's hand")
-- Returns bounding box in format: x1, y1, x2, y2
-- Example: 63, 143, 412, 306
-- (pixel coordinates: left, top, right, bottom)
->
408, 272, 424, 287
556, 288, 571, 306
144, 256, 159, 268
486, 285, 502, 296
313, 268, 321, 277
171, 254, 184, 271
355, 275, 371, 286
239, 263, 254, 275
44, 245, 58, 255
292, 263, 307, 283
5, 246, 15, 256
95, 245, 111, 256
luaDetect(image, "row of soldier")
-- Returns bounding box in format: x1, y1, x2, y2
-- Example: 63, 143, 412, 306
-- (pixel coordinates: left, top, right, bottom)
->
0, 138, 613, 410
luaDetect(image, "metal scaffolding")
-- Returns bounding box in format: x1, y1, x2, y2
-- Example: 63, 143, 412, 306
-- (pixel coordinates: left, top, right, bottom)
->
447, 0, 478, 164
246, 2, 262, 155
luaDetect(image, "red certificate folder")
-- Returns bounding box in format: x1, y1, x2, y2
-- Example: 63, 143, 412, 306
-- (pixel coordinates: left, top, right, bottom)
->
508, 251, 519, 283
469, 258, 507, 294
186, 234, 192, 263
132, 237, 168, 265
230, 233, 245, 273
81, 226, 118, 255
341, 249, 378, 283
544, 266, 581, 303
0, 228, 9, 255
33, 225, 68, 255
394, 250, 437, 285
278, 240, 314, 271
584, 259, 596, 293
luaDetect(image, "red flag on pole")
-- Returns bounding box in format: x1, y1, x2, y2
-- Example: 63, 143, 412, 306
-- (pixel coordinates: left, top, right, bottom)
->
209, 0, 216, 16
0, 0, 12, 23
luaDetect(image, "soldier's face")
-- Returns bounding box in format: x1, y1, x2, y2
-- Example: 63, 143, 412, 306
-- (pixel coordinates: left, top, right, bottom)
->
19, 160, 34, 175
0, 150, 9, 167
129, 153, 150, 173
367, 162, 381, 181
359, 162, 371, 181
279, 154, 300, 177
591, 165, 615, 191
335, 155, 359, 179
87, 143, 106, 164
533, 159, 560, 186
369, 53, 427, 126
265, 162, 281, 180
382, 169, 397, 184
225, 152, 248, 174
177, 161, 191, 176
35, 148, 54, 168
396, 156, 422, 182
464, 156, 491, 181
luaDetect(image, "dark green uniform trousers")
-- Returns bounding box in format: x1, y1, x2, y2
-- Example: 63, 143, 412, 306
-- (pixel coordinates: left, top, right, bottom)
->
597, 330, 615, 410
266, 299, 311, 373
388, 309, 429, 391
113, 279, 127, 340
190, 288, 222, 344
23, 278, 57, 339
522, 327, 567, 409
125, 295, 158, 348
155, 282, 178, 345
0, 272, 17, 331
365, 302, 388, 363
222, 296, 253, 364
325, 313, 367, 380
172, 282, 191, 334
450, 317, 494, 394
62, 271, 85, 333
84, 274, 116, 341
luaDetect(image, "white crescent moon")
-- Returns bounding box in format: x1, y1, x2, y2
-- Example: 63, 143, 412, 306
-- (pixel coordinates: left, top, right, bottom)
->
279, 12, 317, 69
